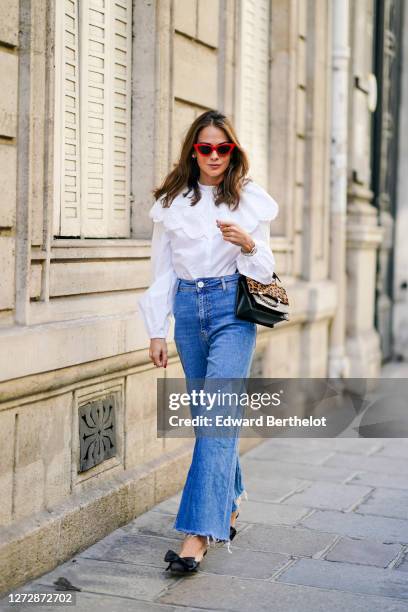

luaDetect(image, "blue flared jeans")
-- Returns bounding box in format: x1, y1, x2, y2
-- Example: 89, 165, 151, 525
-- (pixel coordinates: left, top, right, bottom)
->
172, 271, 257, 544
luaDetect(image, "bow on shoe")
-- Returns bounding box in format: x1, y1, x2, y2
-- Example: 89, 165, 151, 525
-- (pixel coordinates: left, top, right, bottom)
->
164, 549, 198, 571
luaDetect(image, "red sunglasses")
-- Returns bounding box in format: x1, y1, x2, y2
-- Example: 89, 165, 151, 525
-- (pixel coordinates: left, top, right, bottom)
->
193, 142, 236, 157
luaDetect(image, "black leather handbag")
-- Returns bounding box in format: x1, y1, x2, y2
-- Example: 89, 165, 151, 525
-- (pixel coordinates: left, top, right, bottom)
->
234, 272, 290, 329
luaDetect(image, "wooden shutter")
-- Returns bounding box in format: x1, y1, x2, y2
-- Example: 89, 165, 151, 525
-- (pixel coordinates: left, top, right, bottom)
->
80, 0, 106, 237
55, 0, 132, 238
238, 0, 270, 189
109, 0, 132, 237
54, 0, 81, 236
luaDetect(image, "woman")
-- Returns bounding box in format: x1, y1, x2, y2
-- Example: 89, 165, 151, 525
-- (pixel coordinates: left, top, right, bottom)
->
137, 109, 279, 574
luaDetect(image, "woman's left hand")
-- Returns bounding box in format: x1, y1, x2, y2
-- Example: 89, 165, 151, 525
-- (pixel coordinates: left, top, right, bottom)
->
216, 220, 255, 253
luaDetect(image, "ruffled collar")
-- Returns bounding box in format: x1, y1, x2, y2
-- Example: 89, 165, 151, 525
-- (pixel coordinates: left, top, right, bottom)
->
149, 180, 278, 240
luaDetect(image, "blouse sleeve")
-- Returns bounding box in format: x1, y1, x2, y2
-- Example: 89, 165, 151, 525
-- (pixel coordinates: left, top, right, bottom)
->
235, 219, 276, 285
137, 216, 178, 340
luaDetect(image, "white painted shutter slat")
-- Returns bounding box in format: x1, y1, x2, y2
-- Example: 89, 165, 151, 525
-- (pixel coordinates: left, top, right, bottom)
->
81, 0, 107, 237
239, 0, 270, 189
58, 0, 81, 236
109, 0, 132, 237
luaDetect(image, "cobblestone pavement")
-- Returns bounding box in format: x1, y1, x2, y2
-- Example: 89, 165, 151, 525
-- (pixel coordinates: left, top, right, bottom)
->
2, 367, 408, 611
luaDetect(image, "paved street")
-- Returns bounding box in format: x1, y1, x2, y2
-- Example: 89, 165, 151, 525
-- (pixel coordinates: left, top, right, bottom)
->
2, 370, 408, 611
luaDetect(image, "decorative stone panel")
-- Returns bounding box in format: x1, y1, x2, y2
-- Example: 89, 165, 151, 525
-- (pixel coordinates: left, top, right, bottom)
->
73, 380, 125, 486
78, 394, 117, 472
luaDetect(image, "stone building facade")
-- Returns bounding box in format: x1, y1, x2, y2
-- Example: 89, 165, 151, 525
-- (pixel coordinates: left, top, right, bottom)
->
0, 0, 406, 595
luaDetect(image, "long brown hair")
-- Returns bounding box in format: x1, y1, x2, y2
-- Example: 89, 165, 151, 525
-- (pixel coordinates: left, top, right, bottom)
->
152, 110, 251, 211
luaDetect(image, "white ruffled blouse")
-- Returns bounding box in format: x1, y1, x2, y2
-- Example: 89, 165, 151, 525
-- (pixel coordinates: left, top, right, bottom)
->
137, 179, 279, 339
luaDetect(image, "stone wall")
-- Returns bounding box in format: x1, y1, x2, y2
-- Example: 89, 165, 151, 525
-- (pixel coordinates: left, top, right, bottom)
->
0, 0, 18, 322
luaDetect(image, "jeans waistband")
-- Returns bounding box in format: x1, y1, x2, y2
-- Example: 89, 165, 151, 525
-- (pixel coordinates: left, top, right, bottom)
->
176, 271, 241, 291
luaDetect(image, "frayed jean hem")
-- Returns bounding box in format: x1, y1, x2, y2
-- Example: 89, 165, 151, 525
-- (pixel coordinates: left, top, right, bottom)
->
232, 488, 248, 512
174, 527, 233, 554
174, 490, 248, 555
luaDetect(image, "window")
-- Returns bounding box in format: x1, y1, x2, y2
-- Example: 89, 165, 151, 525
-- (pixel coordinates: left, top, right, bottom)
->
54, 0, 132, 238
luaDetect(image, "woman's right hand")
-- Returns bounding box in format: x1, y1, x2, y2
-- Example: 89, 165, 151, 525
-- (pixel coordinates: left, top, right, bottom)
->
149, 338, 168, 368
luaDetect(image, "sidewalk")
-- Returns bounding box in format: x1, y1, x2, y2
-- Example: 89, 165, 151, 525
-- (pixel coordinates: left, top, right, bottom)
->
2, 371, 408, 610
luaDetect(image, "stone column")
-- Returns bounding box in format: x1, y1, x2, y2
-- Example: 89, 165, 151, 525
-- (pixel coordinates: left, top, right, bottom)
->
345, 0, 383, 377
328, 0, 351, 377
346, 190, 384, 377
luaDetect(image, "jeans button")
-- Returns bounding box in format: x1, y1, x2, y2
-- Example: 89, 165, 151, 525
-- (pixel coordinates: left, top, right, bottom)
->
197, 281, 204, 288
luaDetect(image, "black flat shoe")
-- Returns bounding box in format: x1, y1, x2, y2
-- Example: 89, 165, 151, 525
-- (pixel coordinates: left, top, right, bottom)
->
230, 511, 240, 541
164, 548, 208, 575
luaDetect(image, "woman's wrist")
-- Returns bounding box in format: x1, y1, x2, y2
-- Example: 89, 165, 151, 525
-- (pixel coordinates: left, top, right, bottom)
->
240, 237, 256, 254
